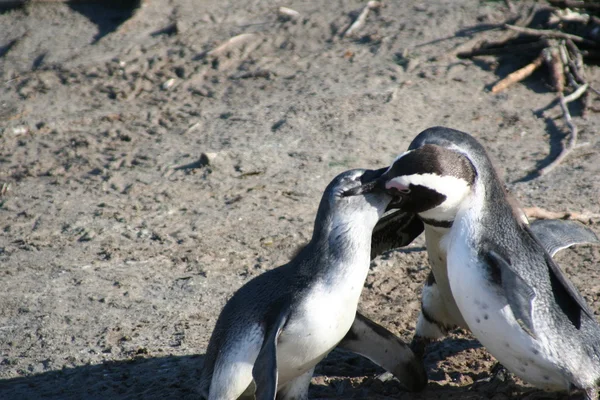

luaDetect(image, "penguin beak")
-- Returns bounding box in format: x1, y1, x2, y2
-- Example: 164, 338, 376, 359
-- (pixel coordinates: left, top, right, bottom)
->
341, 167, 387, 197
375, 169, 410, 209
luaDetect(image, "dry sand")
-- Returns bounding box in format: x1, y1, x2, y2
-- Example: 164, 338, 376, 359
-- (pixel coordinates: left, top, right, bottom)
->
1, 1, 599, 399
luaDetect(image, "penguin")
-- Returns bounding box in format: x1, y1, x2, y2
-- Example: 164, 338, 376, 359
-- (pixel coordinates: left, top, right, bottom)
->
336, 182, 598, 389
336, 206, 427, 392
376, 126, 600, 398
410, 214, 600, 357
198, 168, 418, 400
348, 202, 599, 373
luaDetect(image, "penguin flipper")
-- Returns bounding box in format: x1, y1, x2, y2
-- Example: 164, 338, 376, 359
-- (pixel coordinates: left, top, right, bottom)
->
338, 312, 427, 392
371, 209, 424, 259
543, 250, 593, 328
529, 219, 600, 257
525, 224, 595, 328
486, 250, 537, 338
252, 304, 290, 400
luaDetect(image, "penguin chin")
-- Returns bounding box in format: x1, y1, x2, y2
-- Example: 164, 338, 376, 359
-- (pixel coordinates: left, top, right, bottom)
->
385, 196, 404, 211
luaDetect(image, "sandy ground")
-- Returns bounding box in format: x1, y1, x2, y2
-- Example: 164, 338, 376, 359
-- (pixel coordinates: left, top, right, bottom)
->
1, 0, 600, 399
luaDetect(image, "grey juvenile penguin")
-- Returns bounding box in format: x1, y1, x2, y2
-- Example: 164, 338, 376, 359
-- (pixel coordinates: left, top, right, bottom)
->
199, 168, 419, 399
378, 126, 600, 398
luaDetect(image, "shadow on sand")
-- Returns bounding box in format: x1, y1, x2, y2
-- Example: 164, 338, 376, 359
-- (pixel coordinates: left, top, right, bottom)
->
0, 338, 558, 399
0, 354, 203, 400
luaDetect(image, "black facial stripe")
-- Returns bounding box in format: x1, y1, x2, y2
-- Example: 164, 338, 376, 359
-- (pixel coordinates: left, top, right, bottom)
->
421, 217, 453, 228
407, 185, 447, 213
390, 144, 476, 185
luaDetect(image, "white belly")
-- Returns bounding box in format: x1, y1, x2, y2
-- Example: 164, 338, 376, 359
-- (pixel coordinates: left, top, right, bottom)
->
276, 280, 363, 386
424, 225, 468, 329
446, 221, 568, 391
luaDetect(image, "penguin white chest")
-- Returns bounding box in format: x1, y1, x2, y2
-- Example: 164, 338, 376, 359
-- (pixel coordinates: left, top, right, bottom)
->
276, 273, 365, 385
424, 225, 467, 328
446, 216, 566, 390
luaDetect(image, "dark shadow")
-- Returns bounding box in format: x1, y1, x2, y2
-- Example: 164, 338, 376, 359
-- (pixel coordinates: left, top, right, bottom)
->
424, 335, 482, 365
0, 37, 19, 58
0, 1, 22, 14
174, 154, 210, 171
68, 0, 141, 43
151, 22, 179, 38
0, 354, 203, 400
514, 100, 585, 183
317, 347, 386, 378
0, 349, 564, 399
413, 18, 520, 49
311, 339, 557, 399
32, 53, 46, 70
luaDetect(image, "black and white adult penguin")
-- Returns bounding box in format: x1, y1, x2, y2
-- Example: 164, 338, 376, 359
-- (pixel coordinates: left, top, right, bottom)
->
410, 210, 600, 357
198, 168, 425, 400
376, 126, 600, 398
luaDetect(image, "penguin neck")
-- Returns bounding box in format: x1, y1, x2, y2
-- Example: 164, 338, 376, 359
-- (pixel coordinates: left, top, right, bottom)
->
307, 214, 375, 275
446, 170, 517, 254
470, 170, 515, 226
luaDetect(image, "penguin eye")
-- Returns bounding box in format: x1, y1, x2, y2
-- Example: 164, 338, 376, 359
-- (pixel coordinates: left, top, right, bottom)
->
388, 186, 411, 196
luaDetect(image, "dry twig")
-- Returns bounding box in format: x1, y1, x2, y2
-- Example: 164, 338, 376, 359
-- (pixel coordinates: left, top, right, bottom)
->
504, 0, 516, 14
564, 83, 589, 103
537, 43, 590, 176
491, 53, 544, 93
548, 0, 600, 11
524, 206, 600, 223
537, 93, 588, 176
505, 24, 596, 45
0, 183, 10, 197
344, 1, 381, 38
278, 7, 300, 21
207, 33, 258, 58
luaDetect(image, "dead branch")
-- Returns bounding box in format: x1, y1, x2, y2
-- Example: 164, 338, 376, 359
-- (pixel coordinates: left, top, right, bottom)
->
457, 40, 547, 58
0, 182, 10, 197
496, 3, 540, 43
545, 45, 565, 93
564, 38, 600, 96
505, 24, 596, 45
207, 33, 258, 58
491, 53, 544, 93
564, 83, 589, 103
524, 206, 600, 223
538, 93, 588, 176
344, 1, 381, 38
278, 7, 300, 21
536, 44, 588, 176
548, 0, 600, 11
504, 0, 516, 14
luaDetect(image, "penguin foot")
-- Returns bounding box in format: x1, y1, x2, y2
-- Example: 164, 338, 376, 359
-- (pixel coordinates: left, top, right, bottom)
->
470, 362, 513, 394
409, 335, 431, 359
567, 386, 599, 400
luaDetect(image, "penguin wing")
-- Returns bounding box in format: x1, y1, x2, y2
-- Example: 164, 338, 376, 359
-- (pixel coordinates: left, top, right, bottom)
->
371, 209, 424, 259
252, 301, 291, 400
338, 312, 427, 392
486, 250, 538, 338
542, 249, 594, 329
523, 224, 595, 329
529, 219, 600, 257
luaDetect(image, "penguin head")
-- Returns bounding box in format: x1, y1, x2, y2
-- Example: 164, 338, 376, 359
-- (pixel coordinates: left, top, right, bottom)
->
380, 128, 482, 225
316, 168, 392, 229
